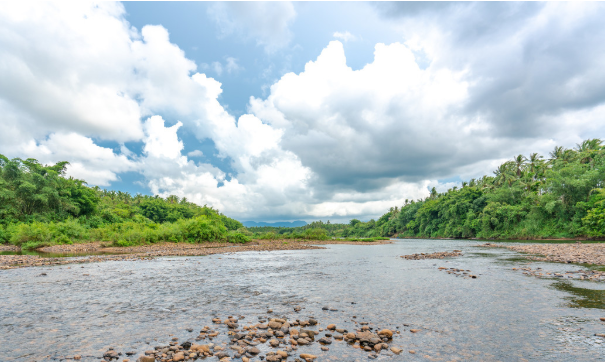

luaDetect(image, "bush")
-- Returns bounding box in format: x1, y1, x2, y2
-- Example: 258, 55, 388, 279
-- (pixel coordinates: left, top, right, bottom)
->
227, 231, 251, 244
9, 222, 54, 249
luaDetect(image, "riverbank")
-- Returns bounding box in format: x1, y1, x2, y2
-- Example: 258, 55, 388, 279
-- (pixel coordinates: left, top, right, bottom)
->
478, 242, 605, 265
0, 239, 391, 270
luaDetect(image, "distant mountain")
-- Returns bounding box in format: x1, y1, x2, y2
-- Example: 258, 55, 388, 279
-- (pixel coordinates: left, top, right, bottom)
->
243, 220, 308, 228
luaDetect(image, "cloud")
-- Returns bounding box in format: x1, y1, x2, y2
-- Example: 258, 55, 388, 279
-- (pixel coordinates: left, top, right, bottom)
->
187, 150, 204, 158
374, 2, 605, 139
333, 31, 356, 42
2, 2, 605, 223
207, 2, 297, 53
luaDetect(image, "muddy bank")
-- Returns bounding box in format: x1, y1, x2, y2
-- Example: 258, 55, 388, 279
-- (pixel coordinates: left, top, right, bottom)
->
0, 239, 390, 270
477, 242, 605, 265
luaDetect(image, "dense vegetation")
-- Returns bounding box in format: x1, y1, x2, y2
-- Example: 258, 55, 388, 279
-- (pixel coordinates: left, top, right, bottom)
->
0, 155, 248, 249
251, 139, 605, 240
2, 138, 604, 248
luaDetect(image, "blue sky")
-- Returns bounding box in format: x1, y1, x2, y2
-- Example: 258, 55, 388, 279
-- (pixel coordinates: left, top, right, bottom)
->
1, 2, 605, 222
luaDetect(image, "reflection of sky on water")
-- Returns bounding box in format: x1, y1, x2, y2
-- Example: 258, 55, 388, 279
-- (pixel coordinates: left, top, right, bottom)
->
2, 240, 605, 361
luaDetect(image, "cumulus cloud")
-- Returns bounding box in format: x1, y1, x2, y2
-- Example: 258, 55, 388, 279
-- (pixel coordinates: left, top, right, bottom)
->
333, 31, 356, 42
374, 2, 605, 138
207, 2, 297, 53
2, 2, 604, 222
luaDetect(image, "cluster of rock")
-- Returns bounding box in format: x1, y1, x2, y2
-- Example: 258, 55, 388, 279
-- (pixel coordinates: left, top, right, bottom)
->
401, 250, 462, 260
437, 267, 477, 278
477, 242, 605, 266
513, 267, 605, 281
99, 314, 407, 362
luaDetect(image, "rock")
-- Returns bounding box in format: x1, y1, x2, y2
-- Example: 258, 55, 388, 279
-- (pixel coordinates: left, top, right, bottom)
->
248, 347, 261, 355
300, 353, 317, 361
318, 337, 332, 344
192, 344, 210, 353
321, 346, 329, 351
215, 351, 230, 359
172, 352, 185, 361
600, 317, 605, 322
270, 339, 280, 347
269, 321, 283, 329
242, 357, 249, 362
409, 350, 416, 354
410, 329, 420, 333
104, 350, 119, 358
277, 350, 288, 358
326, 324, 336, 330
356, 331, 378, 343
300, 329, 316, 339
180, 341, 192, 350
345, 332, 356, 340
378, 329, 393, 338
137, 357, 155, 362
308, 319, 318, 326
266, 355, 281, 362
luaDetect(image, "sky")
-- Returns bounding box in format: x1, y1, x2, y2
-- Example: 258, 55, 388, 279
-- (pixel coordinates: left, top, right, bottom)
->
1, 2, 605, 223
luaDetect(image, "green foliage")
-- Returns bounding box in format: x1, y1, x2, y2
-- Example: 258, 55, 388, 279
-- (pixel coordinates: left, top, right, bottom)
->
0, 155, 246, 248
227, 231, 251, 244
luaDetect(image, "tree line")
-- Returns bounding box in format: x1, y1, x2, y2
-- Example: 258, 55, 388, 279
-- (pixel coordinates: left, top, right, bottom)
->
0, 155, 248, 249
254, 139, 605, 240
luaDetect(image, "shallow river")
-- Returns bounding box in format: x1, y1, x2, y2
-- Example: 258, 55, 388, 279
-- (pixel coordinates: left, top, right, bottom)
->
2, 239, 605, 361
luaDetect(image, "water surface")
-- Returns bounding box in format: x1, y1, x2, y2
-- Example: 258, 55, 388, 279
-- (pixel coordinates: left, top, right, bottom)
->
1, 239, 605, 361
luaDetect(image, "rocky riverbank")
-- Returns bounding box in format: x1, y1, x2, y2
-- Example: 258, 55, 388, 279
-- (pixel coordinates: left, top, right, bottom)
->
96, 313, 409, 362
0, 239, 391, 270
400, 250, 462, 260
477, 242, 605, 265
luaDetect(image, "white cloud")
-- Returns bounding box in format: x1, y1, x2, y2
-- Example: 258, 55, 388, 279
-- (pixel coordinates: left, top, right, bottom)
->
225, 57, 242, 74
187, 150, 204, 158
2, 2, 604, 223
333, 31, 356, 42
207, 2, 297, 53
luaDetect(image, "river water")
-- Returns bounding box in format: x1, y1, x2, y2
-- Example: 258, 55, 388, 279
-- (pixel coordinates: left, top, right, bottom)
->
2, 239, 605, 361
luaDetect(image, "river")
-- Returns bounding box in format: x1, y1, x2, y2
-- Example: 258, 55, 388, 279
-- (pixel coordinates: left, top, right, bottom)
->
1, 239, 605, 361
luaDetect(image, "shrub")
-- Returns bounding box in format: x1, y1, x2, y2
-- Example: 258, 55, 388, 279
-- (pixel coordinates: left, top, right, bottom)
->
227, 231, 251, 244
9, 222, 54, 249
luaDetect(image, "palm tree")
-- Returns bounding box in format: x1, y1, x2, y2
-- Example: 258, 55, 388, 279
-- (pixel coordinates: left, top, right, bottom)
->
549, 146, 565, 161
494, 162, 515, 187
513, 154, 527, 177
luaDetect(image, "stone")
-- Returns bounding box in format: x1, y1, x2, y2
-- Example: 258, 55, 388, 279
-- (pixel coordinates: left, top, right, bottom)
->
390, 347, 403, 354
378, 329, 393, 338
277, 350, 288, 358
172, 352, 185, 361
345, 332, 356, 340
326, 324, 336, 330
321, 347, 329, 351
270, 339, 280, 347
300, 354, 317, 361
74, 356, 81, 361
318, 337, 332, 344
248, 347, 261, 355
410, 329, 420, 333
269, 321, 283, 329
137, 357, 155, 362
